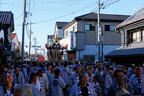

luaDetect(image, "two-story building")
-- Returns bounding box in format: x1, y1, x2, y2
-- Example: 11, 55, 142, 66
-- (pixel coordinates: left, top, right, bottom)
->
0, 11, 14, 64
105, 7, 144, 65
54, 21, 69, 39
59, 12, 129, 62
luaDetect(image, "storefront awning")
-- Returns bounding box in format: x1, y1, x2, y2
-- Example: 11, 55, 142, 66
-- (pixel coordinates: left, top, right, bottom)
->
105, 48, 144, 57
2, 50, 12, 56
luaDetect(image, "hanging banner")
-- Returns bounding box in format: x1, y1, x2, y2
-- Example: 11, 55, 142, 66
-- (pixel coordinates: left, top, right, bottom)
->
70, 31, 74, 49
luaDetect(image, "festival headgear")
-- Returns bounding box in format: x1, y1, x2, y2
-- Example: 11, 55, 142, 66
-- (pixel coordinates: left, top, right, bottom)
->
76, 64, 81, 67
136, 67, 142, 72
38, 67, 45, 70
3, 71, 13, 76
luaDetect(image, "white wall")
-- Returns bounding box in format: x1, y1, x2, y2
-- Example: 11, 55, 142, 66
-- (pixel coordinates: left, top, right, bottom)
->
59, 35, 71, 50
76, 45, 120, 61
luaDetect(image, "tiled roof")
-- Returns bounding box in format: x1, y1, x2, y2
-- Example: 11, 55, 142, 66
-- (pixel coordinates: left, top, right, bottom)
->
116, 6, 144, 28
0, 11, 13, 25
56, 22, 69, 29
105, 48, 144, 56
0, 11, 14, 32
105, 43, 144, 56
75, 12, 130, 22
63, 12, 129, 29
11, 33, 16, 39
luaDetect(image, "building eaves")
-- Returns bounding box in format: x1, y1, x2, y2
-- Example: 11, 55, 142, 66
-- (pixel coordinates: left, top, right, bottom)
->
63, 12, 129, 30
116, 6, 144, 29
0, 11, 14, 32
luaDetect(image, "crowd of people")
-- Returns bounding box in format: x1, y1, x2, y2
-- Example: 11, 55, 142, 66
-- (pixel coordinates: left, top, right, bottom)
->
0, 61, 144, 96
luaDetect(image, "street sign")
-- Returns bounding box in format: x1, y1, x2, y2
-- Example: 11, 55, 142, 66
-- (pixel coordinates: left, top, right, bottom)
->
32, 45, 41, 48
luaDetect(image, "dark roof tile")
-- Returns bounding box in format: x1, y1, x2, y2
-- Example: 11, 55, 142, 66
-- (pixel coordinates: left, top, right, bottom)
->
117, 6, 144, 28
56, 22, 69, 29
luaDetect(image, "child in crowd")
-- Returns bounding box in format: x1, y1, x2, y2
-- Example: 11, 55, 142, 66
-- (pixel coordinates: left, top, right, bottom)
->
93, 76, 100, 96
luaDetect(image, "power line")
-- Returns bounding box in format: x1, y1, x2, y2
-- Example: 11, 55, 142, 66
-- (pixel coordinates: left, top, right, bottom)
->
32, 1, 97, 24
40, 0, 82, 11
15, 1, 97, 26
0, 0, 81, 5
15, 14, 23, 20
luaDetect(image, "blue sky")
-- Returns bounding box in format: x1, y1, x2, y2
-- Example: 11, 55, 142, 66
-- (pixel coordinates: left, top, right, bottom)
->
0, 0, 144, 54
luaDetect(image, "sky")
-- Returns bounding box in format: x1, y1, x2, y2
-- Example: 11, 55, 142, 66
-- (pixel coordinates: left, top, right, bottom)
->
0, 0, 144, 55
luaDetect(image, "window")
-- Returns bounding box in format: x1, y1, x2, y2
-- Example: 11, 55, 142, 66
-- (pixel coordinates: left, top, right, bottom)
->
142, 30, 144, 41
73, 25, 76, 32
65, 31, 68, 36
132, 31, 141, 43
105, 25, 115, 31
84, 55, 95, 62
84, 24, 95, 31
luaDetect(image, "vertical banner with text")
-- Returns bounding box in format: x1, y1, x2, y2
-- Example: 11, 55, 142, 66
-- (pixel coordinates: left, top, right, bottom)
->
70, 31, 74, 49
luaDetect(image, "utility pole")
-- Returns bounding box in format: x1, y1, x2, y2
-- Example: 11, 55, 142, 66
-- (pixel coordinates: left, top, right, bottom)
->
97, 0, 101, 63
33, 37, 37, 60
29, 21, 32, 60
21, 0, 26, 63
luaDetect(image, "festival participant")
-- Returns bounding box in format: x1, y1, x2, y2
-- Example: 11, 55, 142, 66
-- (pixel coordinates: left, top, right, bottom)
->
122, 66, 131, 78
13, 65, 25, 86
29, 61, 38, 75
93, 76, 100, 96
36, 67, 48, 96
49, 69, 66, 96
142, 64, 144, 75
14, 84, 32, 96
60, 63, 70, 83
29, 73, 40, 96
67, 62, 74, 73
70, 72, 96, 96
66, 64, 81, 85
22, 63, 28, 82
95, 64, 106, 96
88, 68, 95, 83
130, 67, 144, 95
108, 69, 132, 96
0, 71, 15, 96
105, 67, 114, 95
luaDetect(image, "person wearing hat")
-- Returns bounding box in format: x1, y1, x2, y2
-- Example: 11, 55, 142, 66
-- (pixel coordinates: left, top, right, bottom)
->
105, 67, 114, 95
108, 69, 132, 96
0, 71, 15, 96
130, 67, 144, 95
13, 65, 25, 86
